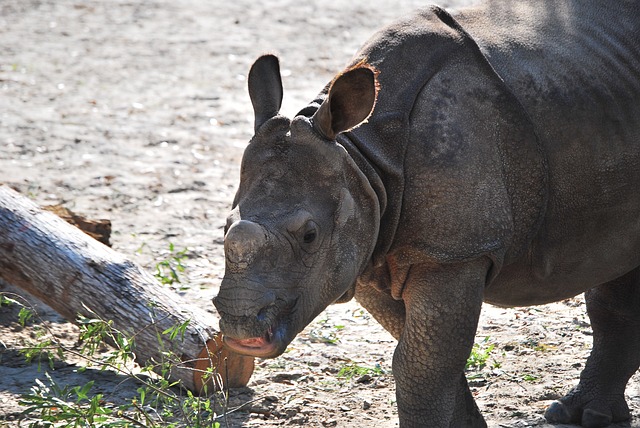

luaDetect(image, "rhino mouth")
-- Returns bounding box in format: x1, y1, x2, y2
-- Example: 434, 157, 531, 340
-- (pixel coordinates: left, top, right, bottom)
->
223, 326, 279, 358
222, 299, 298, 358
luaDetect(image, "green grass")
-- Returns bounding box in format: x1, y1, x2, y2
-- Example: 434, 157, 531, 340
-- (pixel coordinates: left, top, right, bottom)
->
337, 363, 384, 380
153, 243, 188, 286
466, 336, 496, 371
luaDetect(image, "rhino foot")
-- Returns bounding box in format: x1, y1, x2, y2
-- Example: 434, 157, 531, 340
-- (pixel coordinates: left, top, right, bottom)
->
544, 390, 630, 428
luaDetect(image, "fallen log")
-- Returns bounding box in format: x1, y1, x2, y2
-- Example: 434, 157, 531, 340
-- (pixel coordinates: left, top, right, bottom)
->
0, 185, 254, 393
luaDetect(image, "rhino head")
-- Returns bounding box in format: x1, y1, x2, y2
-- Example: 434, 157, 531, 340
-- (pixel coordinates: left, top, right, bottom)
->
213, 55, 380, 358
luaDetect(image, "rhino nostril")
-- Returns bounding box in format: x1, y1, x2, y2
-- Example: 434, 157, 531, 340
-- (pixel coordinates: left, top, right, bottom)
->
256, 304, 274, 323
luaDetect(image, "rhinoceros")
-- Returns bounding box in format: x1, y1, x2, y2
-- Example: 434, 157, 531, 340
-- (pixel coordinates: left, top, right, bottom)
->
213, 1, 640, 426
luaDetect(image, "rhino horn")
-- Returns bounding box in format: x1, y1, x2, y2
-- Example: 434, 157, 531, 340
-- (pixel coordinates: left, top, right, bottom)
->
312, 63, 379, 140
248, 54, 283, 132
224, 220, 268, 268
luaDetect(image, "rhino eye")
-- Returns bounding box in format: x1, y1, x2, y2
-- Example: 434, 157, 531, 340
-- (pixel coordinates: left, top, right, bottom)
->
297, 220, 319, 248
292, 218, 320, 252
303, 230, 317, 244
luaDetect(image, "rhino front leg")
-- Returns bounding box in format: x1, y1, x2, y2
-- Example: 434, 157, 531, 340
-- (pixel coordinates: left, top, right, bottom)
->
393, 259, 489, 428
450, 374, 486, 427
545, 266, 640, 428
355, 278, 406, 340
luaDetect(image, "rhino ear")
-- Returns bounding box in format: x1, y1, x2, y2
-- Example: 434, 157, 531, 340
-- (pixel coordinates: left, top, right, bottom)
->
248, 54, 284, 132
312, 65, 378, 140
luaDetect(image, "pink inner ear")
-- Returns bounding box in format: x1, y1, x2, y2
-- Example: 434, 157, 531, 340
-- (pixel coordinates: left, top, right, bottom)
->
330, 67, 378, 132
313, 64, 379, 140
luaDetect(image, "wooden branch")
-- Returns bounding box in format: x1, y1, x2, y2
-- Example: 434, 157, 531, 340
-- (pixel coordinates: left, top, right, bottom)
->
0, 185, 253, 393
43, 204, 112, 246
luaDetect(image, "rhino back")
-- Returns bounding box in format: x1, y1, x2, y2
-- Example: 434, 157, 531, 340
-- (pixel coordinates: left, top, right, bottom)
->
461, 0, 640, 168
460, 1, 640, 303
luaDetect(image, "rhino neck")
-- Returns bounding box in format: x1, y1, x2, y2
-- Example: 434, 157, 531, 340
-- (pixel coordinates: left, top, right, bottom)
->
335, 135, 387, 216
338, 123, 406, 269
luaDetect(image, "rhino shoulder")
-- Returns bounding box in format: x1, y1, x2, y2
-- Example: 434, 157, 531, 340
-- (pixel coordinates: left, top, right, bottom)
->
362, 7, 548, 274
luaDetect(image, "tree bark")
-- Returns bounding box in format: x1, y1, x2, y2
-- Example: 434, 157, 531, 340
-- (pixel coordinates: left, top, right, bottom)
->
0, 185, 254, 393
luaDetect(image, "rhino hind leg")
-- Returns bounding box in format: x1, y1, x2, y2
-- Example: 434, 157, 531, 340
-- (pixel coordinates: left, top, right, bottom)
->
545, 266, 640, 428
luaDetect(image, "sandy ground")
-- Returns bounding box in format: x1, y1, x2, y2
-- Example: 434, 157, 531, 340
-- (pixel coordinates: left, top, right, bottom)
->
1, 0, 639, 427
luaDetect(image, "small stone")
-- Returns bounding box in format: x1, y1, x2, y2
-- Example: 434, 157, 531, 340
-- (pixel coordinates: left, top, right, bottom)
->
373, 379, 387, 388
538, 388, 562, 401
362, 400, 371, 410
249, 405, 271, 416
356, 374, 373, 384
270, 371, 305, 383
284, 407, 300, 418
468, 378, 487, 387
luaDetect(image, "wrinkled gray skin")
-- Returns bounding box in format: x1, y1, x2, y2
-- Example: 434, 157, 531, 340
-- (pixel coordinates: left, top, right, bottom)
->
213, 1, 640, 427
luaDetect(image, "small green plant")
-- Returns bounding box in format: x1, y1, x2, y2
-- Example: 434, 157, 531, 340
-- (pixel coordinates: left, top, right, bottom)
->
19, 374, 123, 427
533, 342, 554, 352
308, 317, 343, 344
0, 294, 57, 370
162, 319, 191, 342
19, 307, 34, 326
522, 373, 539, 382
76, 314, 136, 371
17, 328, 58, 371
466, 336, 495, 370
0, 294, 17, 306
337, 363, 384, 380
308, 327, 340, 344
154, 243, 188, 286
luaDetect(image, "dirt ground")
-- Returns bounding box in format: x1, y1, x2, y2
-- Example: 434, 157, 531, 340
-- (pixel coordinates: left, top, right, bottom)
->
1, 0, 639, 427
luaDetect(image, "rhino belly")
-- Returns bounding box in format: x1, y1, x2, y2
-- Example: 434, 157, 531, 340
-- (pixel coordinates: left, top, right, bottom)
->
485, 212, 640, 307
